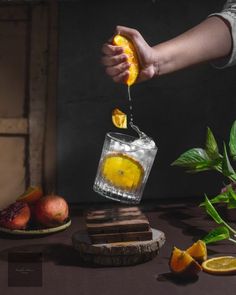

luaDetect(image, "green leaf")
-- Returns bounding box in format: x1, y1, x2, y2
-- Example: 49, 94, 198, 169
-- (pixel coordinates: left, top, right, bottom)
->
228, 185, 236, 199
229, 120, 236, 160
202, 226, 230, 244
228, 200, 236, 209
187, 158, 223, 174
222, 143, 235, 177
203, 195, 224, 224
205, 127, 219, 159
227, 185, 236, 209
172, 148, 212, 170
199, 193, 229, 206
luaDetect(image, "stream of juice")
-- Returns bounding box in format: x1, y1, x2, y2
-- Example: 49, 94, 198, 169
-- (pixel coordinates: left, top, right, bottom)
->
127, 85, 146, 139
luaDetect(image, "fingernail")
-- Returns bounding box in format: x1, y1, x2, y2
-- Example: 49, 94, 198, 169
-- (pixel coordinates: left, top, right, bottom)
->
122, 54, 128, 61
124, 62, 130, 69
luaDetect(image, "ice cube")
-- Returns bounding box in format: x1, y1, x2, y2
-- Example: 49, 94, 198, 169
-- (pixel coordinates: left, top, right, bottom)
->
132, 137, 156, 150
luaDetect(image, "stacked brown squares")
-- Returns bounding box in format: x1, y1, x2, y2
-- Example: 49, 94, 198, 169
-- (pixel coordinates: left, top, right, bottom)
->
86, 207, 152, 244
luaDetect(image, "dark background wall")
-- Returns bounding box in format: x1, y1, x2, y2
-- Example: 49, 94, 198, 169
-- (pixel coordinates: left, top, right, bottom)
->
57, 0, 236, 204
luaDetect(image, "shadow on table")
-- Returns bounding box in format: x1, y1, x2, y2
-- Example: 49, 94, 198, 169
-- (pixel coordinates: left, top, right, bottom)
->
156, 204, 235, 255
157, 205, 209, 241
0, 243, 101, 268
156, 272, 199, 285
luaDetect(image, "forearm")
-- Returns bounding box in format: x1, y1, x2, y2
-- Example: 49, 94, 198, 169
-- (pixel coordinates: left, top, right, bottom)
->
154, 16, 232, 75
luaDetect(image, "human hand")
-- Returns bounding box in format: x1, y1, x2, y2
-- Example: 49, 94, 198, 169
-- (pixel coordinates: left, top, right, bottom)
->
101, 25, 159, 84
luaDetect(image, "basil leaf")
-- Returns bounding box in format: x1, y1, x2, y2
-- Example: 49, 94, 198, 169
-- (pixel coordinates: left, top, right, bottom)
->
205, 127, 219, 159
229, 120, 236, 160
228, 200, 236, 209
187, 158, 223, 174
202, 226, 230, 244
172, 148, 211, 170
222, 143, 235, 177
227, 185, 236, 209
204, 195, 224, 224
228, 185, 236, 200
199, 193, 229, 206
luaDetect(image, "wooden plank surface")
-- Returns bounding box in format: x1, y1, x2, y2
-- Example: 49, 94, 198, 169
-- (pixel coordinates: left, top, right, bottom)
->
86, 207, 152, 243
0, 118, 28, 134
0, 21, 27, 117
0, 6, 28, 20
89, 229, 153, 244
0, 137, 25, 210
43, 0, 58, 193
86, 208, 150, 234
29, 4, 48, 186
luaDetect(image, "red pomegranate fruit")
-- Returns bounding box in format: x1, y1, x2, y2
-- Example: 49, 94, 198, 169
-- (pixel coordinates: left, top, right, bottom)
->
0, 201, 31, 230
34, 195, 69, 228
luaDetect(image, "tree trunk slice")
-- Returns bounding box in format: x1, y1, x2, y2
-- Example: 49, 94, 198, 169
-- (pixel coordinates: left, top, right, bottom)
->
72, 228, 165, 266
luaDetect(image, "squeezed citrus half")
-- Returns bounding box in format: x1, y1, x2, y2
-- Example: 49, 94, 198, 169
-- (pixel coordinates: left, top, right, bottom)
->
101, 153, 144, 191
202, 256, 236, 274
186, 240, 207, 263
169, 247, 202, 277
112, 108, 127, 129
113, 34, 139, 86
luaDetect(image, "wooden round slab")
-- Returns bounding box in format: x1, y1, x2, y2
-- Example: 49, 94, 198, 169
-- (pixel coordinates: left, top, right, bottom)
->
72, 228, 165, 266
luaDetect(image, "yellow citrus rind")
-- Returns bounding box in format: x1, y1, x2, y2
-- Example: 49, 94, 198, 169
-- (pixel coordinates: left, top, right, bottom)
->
113, 34, 139, 86
186, 240, 207, 263
112, 108, 127, 129
169, 247, 202, 277
202, 256, 236, 274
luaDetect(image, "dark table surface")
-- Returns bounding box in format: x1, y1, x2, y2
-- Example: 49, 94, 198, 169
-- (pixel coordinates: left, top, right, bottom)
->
1, 199, 236, 295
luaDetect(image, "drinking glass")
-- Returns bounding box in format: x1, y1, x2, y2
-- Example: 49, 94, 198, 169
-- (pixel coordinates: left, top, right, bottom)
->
93, 132, 157, 204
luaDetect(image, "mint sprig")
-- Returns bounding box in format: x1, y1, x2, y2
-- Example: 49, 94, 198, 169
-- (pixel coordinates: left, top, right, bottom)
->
172, 120, 236, 245
202, 196, 236, 244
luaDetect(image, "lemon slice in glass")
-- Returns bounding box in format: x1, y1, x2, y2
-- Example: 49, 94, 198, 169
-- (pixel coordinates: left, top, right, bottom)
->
202, 256, 236, 274
112, 108, 127, 129
101, 153, 144, 191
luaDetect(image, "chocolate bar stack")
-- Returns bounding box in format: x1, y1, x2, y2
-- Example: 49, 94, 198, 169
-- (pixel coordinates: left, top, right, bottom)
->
86, 206, 152, 244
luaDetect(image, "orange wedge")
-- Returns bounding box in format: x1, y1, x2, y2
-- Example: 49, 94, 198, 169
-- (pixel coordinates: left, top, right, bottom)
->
202, 256, 236, 275
169, 247, 202, 278
17, 186, 43, 204
186, 240, 207, 263
113, 34, 139, 86
101, 153, 144, 191
112, 108, 127, 129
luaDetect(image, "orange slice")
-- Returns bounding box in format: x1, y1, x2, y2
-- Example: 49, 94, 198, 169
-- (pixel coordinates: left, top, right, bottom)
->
101, 153, 144, 191
186, 240, 207, 263
169, 247, 202, 278
17, 186, 43, 204
112, 108, 127, 129
202, 256, 236, 274
113, 34, 139, 86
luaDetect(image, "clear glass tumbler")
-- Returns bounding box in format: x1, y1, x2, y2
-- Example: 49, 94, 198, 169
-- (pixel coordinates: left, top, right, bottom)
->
93, 132, 157, 204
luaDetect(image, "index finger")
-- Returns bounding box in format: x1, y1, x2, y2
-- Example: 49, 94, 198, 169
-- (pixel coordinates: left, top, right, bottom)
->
102, 43, 124, 55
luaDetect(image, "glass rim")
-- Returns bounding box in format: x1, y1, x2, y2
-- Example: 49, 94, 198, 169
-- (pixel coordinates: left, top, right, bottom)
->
106, 132, 157, 151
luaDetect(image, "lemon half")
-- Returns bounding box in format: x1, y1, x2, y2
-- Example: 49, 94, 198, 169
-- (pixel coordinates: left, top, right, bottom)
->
113, 34, 139, 86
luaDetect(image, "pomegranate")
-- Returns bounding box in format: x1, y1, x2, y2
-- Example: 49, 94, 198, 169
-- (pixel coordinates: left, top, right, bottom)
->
34, 195, 69, 228
0, 201, 31, 230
